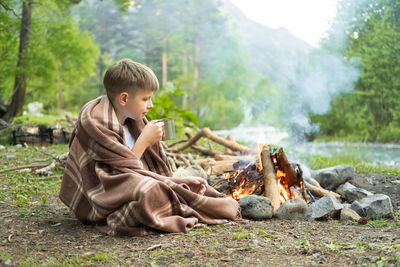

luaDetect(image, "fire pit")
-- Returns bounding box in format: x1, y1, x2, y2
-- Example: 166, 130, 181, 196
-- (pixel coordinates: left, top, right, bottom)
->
218, 145, 307, 211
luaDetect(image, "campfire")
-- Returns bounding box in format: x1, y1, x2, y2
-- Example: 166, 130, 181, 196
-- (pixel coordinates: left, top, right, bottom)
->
220, 145, 307, 211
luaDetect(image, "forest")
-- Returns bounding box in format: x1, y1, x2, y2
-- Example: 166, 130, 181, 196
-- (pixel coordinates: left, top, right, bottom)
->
0, 0, 399, 142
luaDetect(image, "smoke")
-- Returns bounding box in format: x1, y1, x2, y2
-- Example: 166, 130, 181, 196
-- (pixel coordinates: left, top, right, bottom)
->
224, 0, 365, 141
281, 50, 361, 140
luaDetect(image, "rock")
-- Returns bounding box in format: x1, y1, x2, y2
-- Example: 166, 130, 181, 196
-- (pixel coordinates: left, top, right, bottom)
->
311, 165, 355, 190
336, 182, 373, 203
340, 208, 362, 222
306, 195, 344, 219
274, 198, 307, 220
239, 195, 274, 220
207, 175, 226, 187
349, 201, 367, 217
358, 194, 394, 219
173, 165, 208, 179
342, 203, 351, 209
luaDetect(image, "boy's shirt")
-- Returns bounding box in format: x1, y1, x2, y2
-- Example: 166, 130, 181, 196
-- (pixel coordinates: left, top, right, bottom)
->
123, 124, 135, 150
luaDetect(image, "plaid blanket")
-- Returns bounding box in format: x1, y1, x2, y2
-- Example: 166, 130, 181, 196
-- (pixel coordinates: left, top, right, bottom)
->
59, 96, 240, 236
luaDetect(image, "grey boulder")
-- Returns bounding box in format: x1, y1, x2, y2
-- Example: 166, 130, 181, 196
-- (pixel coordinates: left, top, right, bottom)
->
274, 198, 307, 220
311, 165, 355, 190
239, 195, 274, 220
306, 194, 343, 219
336, 182, 373, 203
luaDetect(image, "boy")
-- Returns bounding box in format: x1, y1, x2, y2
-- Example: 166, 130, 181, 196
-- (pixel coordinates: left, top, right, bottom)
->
59, 59, 240, 236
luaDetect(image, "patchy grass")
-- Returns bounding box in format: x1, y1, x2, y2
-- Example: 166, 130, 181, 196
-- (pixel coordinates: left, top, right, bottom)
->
0, 145, 68, 217
306, 154, 400, 175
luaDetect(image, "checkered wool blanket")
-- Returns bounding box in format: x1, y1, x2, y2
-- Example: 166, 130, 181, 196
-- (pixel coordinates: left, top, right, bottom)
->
59, 96, 240, 236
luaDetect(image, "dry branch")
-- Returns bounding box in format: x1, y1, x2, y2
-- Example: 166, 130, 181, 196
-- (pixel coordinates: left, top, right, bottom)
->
304, 181, 341, 198
178, 153, 191, 167
169, 128, 251, 153
0, 163, 50, 174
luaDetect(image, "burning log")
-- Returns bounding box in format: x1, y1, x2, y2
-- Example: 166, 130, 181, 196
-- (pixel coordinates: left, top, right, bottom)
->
260, 145, 281, 211
276, 148, 307, 201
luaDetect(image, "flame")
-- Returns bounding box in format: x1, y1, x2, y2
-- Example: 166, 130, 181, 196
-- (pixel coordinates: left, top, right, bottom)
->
225, 147, 305, 204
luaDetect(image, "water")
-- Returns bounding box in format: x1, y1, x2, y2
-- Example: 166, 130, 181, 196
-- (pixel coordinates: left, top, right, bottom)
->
214, 126, 400, 170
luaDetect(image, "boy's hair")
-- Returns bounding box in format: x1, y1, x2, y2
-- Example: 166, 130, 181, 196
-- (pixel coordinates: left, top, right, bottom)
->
103, 59, 159, 100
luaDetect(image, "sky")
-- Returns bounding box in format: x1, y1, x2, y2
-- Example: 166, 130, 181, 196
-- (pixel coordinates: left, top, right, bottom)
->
230, 0, 339, 47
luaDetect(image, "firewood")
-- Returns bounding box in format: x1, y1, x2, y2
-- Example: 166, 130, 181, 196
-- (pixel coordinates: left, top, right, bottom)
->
210, 162, 235, 175
214, 154, 253, 161
178, 153, 191, 167
0, 163, 50, 174
169, 128, 251, 153
260, 145, 281, 211
191, 144, 224, 156
225, 135, 233, 154
304, 181, 341, 198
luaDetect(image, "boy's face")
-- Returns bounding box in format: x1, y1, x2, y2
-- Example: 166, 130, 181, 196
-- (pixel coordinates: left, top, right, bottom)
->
123, 89, 154, 121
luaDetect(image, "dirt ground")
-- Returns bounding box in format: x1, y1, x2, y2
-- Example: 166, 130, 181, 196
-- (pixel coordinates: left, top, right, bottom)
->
0, 146, 399, 266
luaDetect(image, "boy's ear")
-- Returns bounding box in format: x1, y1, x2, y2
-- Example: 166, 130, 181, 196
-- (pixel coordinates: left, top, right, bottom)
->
118, 92, 129, 106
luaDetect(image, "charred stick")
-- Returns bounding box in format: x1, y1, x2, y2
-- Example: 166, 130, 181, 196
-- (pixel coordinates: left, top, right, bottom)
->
276, 148, 300, 188
304, 181, 341, 198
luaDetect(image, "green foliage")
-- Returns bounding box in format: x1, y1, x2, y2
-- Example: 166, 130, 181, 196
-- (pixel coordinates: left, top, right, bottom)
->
0, 0, 99, 116
147, 83, 199, 136
312, 0, 400, 142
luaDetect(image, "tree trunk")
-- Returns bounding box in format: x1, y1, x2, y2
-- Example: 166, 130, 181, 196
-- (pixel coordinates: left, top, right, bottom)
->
182, 49, 188, 108
97, 55, 105, 95
191, 39, 200, 111
162, 33, 167, 87
57, 73, 65, 110
2, 0, 32, 122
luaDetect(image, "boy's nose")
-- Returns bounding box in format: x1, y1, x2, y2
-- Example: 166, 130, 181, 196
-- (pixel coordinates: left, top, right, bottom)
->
147, 100, 153, 109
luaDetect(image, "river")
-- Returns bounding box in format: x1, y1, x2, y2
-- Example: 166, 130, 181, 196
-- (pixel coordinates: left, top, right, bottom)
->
214, 126, 400, 170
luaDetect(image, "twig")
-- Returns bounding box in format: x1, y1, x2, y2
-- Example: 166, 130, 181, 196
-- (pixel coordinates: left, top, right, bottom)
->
166, 139, 187, 148
0, 1, 20, 18
0, 163, 49, 174
169, 128, 251, 153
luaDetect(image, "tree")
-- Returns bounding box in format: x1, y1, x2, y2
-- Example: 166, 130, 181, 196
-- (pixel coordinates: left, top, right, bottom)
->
1, 0, 32, 122
0, 0, 99, 121
312, 0, 400, 142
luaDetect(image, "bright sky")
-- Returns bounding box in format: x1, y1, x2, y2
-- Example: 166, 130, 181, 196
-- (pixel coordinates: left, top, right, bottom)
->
230, 0, 338, 47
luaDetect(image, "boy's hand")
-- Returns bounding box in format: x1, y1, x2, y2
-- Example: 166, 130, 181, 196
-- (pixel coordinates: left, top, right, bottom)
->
138, 120, 164, 147
178, 177, 208, 195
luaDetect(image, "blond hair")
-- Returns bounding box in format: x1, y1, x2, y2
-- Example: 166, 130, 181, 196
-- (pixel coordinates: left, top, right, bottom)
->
103, 59, 159, 100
